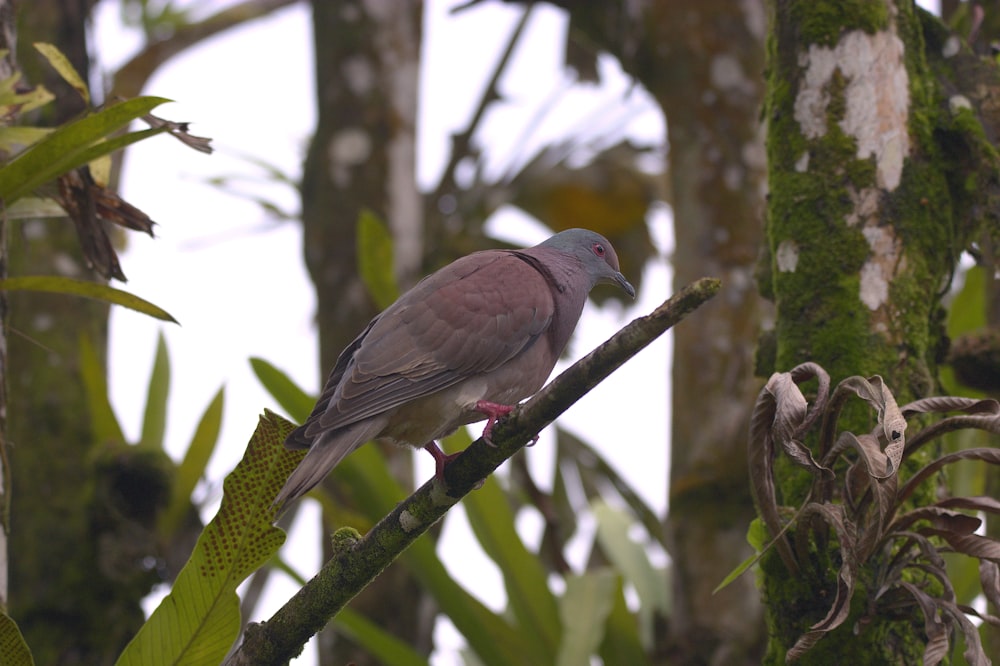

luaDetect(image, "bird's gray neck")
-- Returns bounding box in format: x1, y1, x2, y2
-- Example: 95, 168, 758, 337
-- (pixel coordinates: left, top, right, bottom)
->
512, 249, 590, 354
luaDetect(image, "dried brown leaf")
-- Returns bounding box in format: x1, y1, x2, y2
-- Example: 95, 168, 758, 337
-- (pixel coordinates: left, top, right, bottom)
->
747, 376, 797, 573
787, 503, 857, 661
899, 581, 949, 666
982, 560, 1000, 611
898, 447, 1000, 506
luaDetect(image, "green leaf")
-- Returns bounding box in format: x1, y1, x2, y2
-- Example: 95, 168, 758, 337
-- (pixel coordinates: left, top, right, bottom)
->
450, 429, 562, 661
598, 578, 650, 666
139, 332, 170, 451
0, 96, 168, 203
329, 444, 544, 666
249, 357, 314, 423
34, 42, 89, 104
332, 608, 429, 666
592, 501, 669, 648
116, 411, 306, 666
0, 70, 53, 116
556, 570, 616, 666
79, 333, 127, 448
715, 518, 770, 594
356, 209, 399, 309
160, 387, 224, 538
0, 276, 178, 322
0, 611, 35, 666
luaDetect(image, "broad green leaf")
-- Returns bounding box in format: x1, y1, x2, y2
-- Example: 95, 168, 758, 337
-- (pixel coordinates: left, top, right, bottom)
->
592, 501, 669, 648
116, 411, 305, 666
0, 611, 34, 666
160, 387, 224, 538
598, 577, 650, 666
333, 607, 429, 666
139, 332, 170, 451
330, 444, 544, 666
0, 276, 177, 322
34, 42, 89, 103
79, 333, 127, 449
556, 570, 616, 666
0, 96, 168, 202
357, 209, 398, 309
450, 428, 561, 661
249, 357, 314, 423
4, 196, 65, 219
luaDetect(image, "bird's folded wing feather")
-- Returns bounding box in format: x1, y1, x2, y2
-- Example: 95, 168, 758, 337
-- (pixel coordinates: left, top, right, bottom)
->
314, 251, 555, 431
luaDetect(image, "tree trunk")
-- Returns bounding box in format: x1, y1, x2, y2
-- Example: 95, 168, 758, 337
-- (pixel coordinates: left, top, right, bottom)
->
759, 0, 989, 660
9, 2, 164, 663
549, 1, 770, 661
654, 3, 769, 663
301, 1, 430, 664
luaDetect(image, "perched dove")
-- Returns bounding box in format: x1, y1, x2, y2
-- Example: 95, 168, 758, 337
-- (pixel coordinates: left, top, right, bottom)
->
275, 228, 635, 508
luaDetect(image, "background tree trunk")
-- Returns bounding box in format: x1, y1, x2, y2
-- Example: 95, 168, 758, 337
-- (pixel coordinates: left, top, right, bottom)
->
655, 3, 769, 663
301, 1, 431, 663
550, 1, 769, 661
9, 2, 163, 663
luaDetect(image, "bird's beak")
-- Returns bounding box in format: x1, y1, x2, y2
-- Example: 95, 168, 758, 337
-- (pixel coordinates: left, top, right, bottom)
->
614, 271, 636, 299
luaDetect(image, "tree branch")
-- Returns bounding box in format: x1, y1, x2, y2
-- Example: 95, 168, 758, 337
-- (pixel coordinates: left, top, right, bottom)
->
225, 277, 721, 665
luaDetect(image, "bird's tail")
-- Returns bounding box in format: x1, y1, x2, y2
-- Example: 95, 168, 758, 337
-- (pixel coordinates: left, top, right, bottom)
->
273, 417, 385, 510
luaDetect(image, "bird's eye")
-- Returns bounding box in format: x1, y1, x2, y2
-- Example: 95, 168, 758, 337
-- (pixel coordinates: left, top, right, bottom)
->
592, 243, 606, 257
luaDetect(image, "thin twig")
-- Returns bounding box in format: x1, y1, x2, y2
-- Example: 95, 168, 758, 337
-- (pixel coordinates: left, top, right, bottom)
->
224, 277, 720, 665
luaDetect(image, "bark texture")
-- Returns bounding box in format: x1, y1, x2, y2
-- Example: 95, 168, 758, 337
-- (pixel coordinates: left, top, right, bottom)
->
9, 2, 168, 663
553, 1, 770, 661
301, 1, 429, 664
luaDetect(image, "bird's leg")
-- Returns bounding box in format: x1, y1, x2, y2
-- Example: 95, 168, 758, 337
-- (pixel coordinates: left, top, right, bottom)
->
474, 400, 517, 446
424, 441, 462, 480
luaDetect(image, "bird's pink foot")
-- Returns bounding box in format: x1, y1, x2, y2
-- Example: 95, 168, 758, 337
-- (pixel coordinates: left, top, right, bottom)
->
424, 441, 462, 480
475, 400, 515, 446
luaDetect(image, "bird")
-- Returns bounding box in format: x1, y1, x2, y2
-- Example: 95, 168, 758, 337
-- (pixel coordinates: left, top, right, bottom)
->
274, 228, 635, 509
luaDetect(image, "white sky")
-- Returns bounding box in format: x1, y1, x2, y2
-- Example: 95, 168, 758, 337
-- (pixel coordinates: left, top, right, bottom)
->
93, 1, 671, 663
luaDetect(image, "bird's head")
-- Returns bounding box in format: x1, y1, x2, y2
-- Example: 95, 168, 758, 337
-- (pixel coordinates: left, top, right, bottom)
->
538, 228, 636, 299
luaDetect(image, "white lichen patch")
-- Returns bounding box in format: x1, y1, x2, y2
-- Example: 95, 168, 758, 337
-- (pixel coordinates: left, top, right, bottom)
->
328, 127, 372, 187
858, 225, 902, 313
844, 186, 880, 227
949, 94, 972, 114
399, 509, 420, 533
776, 239, 799, 272
794, 29, 910, 191
795, 151, 810, 173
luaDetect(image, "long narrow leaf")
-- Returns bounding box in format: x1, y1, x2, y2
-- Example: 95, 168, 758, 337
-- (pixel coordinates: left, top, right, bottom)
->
116, 411, 304, 666
0, 276, 177, 322
331, 444, 542, 666
356, 209, 398, 309
598, 578, 649, 666
34, 42, 89, 103
160, 387, 225, 538
451, 430, 562, 661
139, 331, 170, 451
332, 607, 429, 666
78, 333, 126, 448
0, 96, 168, 202
249, 357, 314, 423
556, 570, 616, 666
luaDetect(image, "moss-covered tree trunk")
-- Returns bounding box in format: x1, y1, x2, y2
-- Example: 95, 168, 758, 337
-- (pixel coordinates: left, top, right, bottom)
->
8, 2, 167, 663
301, 2, 430, 664
759, 0, 996, 661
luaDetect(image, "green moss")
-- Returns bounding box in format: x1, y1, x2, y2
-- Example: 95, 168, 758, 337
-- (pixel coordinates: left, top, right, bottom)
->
787, 0, 890, 47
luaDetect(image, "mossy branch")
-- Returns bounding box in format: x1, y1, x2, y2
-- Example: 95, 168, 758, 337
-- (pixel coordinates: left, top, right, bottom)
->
224, 277, 721, 666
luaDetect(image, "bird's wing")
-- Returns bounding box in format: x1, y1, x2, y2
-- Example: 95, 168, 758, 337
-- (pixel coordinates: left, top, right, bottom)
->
310, 250, 555, 433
